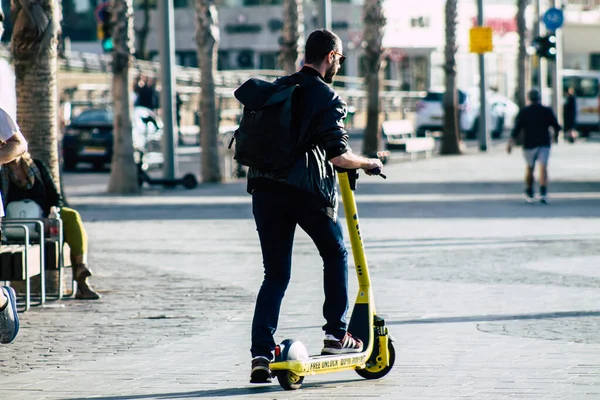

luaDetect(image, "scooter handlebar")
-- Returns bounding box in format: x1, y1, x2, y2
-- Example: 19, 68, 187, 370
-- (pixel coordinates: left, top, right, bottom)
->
367, 167, 387, 179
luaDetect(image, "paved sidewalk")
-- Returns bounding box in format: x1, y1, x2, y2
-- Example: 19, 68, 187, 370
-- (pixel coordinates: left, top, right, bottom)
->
2, 141, 600, 399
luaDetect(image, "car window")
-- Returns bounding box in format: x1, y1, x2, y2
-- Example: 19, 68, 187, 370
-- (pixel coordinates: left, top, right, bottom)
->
72, 109, 113, 124
424, 91, 467, 104
424, 92, 443, 102
563, 77, 599, 98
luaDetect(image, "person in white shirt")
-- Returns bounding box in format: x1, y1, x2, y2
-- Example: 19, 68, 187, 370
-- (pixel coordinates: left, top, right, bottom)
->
0, 107, 27, 344
1, 4, 29, 345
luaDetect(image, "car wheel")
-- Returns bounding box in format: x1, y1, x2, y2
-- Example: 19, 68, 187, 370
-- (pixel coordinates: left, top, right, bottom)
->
465, 118, 479, 140
491, 116, 505, 139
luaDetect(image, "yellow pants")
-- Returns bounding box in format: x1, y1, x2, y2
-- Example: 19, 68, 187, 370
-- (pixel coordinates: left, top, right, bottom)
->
60, 207, 87, 259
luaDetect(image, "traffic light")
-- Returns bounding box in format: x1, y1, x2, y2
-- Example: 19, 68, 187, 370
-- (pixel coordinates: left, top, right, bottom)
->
100, 7, 113, 53
533, 33, 557, 60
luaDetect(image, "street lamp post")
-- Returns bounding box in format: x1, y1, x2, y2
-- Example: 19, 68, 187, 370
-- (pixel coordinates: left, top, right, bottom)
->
319, 0, 332, 30
550, 0, 564, 128
158, 0, 177, 180
477, 0, 489, 152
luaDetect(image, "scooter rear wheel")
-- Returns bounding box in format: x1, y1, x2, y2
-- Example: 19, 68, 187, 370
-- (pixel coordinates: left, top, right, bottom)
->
356, 338, 395, 380
276, 371, 304, 390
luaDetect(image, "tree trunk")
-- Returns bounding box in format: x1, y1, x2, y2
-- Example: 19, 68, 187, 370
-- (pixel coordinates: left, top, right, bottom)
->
361, 0, 386, 157
10, 0, 61, 186
440, 0, 461, 155
195, 0, 221, 183
107, 0, 140, 194
516, 0, 528, 110
135, 0, 151, 60
280, 0, 304, 75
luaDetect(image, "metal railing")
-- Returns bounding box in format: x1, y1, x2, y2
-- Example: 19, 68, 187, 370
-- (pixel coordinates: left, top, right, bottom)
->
2, 45, 424, 117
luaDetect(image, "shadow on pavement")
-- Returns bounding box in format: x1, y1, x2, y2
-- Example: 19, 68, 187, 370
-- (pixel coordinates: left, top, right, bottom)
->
66, 180, 600, 199
76, 197, 600, 221
354, 180, 600, 195
280, 311, 600, 333
389, 310, 600, 326
62, 378, 360, 399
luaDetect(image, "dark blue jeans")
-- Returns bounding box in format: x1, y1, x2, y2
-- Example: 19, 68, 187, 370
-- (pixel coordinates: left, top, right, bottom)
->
250, 188, 349, 359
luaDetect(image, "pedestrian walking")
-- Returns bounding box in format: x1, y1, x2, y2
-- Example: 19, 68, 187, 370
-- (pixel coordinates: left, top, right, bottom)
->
507, 89, 561, 204
563, 87, 577, 143
0, 104, 28, 344
1, 7, 28, 344
234, 29, 383, 384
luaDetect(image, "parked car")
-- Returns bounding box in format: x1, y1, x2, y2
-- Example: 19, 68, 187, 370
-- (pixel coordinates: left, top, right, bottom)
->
562, 69, 600, 138
62, 106, 163, 171
414, 88, 477, 137
467, 90, 520, 139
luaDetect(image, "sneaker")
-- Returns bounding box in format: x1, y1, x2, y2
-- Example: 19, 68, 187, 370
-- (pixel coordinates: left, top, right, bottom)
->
321, 332, 363, 355
0, 286, 19, 344
540, 195, 549, 204
250, 356, 272, 384
524, 188, 535, 203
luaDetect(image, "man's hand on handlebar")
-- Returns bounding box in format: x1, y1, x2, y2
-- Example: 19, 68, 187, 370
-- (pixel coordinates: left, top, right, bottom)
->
362, 158, 384, 177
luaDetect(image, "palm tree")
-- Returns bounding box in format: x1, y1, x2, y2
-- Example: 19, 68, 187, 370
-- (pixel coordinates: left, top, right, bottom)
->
10, 0, 62, 185
361, 0, 386, 158
280, 0, 304, 75
440, 0, 461, 155
195, 0, 221, 182
516, 0, 528, 109
107, 0, 141, 194
134, 0, 154, 60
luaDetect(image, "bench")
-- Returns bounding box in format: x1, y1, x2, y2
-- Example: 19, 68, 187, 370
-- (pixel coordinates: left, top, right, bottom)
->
0, 221, 46, 311
382, 120, 436, 160
382, 120, 415, 150
1, 218, 72, 311
405, 137, 436, 160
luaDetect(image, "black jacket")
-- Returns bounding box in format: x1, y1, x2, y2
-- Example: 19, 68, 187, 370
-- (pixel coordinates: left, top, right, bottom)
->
510, 103, 561, 149
563, 94, 577, 130
1, 159, 64, 217
241, 67, 350, 211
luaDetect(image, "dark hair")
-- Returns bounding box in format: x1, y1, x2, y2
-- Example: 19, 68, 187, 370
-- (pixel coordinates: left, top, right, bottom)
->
304, 29, 341, 65
528, 88, 541, 102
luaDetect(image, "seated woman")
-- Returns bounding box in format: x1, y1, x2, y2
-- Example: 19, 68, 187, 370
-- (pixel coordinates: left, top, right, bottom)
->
0, 153, 100, 300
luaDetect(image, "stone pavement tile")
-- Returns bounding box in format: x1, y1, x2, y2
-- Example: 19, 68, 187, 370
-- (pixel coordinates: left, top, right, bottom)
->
3, 142, 600, 399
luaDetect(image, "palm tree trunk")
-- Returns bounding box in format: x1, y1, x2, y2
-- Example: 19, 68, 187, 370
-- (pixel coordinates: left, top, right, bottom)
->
135, 0, 151, 60
361, 0, 386, 157
10, 0, 61, 186
280, 0, 304, 75
107, 0, 140, 194
195, 0, 221, 183
516, 0, 528, 110
440, 0, 461, 155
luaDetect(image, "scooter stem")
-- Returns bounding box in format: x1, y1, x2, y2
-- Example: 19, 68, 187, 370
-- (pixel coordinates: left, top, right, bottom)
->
338, 171, 372, 291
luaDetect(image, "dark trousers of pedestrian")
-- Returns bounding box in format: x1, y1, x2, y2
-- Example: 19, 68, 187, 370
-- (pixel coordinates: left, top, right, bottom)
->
250, 187, 349, 360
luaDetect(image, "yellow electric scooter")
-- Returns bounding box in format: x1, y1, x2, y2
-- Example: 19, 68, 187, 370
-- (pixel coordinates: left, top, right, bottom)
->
269, 168, 395, 390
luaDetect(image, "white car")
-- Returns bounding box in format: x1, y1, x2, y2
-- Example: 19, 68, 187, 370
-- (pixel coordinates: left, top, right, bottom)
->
414, 89, 477, 137
467, 89, 520, 139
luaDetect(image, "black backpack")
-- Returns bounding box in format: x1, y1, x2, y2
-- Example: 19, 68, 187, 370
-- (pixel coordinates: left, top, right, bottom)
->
230, 78, 300, 171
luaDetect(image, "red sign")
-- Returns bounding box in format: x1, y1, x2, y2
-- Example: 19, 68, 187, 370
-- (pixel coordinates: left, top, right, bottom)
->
471, 18, 516, 36
95, 2, 108, 24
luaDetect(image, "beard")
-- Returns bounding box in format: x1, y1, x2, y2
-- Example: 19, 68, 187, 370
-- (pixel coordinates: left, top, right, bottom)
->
324, 64, 337, 84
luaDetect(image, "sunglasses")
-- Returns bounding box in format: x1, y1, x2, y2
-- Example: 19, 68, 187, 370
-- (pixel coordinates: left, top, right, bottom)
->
333, 52, 346, 66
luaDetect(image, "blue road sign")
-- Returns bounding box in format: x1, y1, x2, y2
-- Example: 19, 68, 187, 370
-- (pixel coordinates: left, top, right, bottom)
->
543, 7, 564, 31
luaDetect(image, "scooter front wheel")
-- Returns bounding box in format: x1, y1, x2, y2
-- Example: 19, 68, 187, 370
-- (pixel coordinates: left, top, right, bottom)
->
276, 371, 304, 390
356, 338, 395, 380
